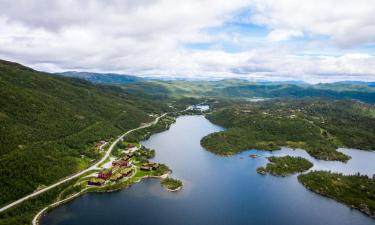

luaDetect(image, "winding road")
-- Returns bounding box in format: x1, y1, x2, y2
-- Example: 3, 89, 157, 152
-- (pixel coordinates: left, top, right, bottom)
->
0, 113, 167, 213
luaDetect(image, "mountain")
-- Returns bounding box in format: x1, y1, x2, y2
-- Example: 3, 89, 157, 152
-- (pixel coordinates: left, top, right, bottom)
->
54, 73, 375, 103
332, 80, 375, 85
58, 71, 142, 84
116, 79, 375, 103
0, 60, 170, 206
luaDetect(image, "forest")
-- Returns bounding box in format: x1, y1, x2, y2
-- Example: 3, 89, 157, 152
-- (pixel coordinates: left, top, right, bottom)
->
0, 60, 174, 206
298, 171, 375, 218
257, 156, 313, 176
201, 98, 375, 161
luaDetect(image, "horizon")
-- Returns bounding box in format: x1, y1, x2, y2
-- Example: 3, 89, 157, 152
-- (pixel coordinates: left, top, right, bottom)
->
1, 0, 375, 83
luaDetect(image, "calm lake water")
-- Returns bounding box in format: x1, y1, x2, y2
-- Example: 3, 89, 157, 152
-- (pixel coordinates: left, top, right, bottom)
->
41, 115, 375, 225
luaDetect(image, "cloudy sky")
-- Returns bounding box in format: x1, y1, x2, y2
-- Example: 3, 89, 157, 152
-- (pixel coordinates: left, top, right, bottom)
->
1, 0, 375, 83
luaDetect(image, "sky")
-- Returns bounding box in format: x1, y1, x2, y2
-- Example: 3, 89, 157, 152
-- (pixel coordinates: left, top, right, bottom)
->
1, 0, 375, 83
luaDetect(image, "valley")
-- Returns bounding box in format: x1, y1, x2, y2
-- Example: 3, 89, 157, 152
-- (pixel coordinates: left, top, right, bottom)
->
1, 60, 375, 225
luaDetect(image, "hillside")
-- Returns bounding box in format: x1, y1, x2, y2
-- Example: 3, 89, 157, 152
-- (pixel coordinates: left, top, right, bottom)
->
201, 98, 375, 161
117, 79, 375, 103
0, 60, 170, 206
55, 72, 375, 103
58, 71, 142, 84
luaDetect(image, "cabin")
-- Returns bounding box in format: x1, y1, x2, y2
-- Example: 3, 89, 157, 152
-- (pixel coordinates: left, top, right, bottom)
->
88, 178, 105, 186
110, 168, 133, 181
110, 172, 123, 181
119, 167, 133, 176
98, 169, 112, 180
140, 162, 159, 171
112, 159, 129, 167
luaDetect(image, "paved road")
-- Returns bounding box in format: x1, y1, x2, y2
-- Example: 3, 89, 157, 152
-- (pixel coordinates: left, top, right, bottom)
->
0, 113, 167, 213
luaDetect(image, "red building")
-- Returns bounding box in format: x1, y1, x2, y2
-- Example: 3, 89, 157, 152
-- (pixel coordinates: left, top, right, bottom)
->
98, 169, 112, 180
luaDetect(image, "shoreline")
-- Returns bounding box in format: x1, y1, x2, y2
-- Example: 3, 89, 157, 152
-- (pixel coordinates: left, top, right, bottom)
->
300, 182, 375, 219
31, 107, 201, 225
32, 172, 172, 225
165, 186, 182, 192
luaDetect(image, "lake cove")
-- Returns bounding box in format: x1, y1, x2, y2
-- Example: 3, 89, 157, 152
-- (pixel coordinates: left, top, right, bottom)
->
40, 115, 375, 225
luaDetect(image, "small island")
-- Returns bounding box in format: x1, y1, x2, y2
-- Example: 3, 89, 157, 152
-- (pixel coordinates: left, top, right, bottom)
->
161, 178, 183, 192
298, 171, 375, 218
257, 156, 313, 176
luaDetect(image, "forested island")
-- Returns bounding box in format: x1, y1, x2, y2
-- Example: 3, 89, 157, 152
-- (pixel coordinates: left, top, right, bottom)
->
161, 178, 183, 191
257, 156, 313, 176
298, 171, 375, 218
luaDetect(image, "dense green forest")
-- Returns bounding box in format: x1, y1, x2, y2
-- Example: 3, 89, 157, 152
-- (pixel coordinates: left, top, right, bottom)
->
116, 79, 375, 103
124, 116, 176, 143
201, 98, 375, 161
60, 72, 375, 104
257, 156, 313, 176
0, 60, 173, 206
298, 171, 375, 218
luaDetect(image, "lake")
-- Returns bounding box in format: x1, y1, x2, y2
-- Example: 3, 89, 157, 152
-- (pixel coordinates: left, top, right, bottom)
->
41, 115, 375, 225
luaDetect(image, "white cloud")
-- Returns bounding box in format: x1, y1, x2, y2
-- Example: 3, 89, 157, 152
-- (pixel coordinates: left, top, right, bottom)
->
266, 29, 303, 42
249, 0, 375, 47
0, 0, 374, 83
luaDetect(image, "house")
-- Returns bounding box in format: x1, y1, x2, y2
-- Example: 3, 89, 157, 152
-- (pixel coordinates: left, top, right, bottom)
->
98, 169, 112, 180
119, 167, 133, 177
88, 178, 105, 186
112, 159, 129, 167
110, 172, 123, 181
110, 168, 133, 181
140, 162, 159, 171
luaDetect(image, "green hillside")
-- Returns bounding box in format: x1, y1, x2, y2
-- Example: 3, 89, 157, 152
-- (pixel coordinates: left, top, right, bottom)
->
118, 79, 375, 103
201, 98, 375, 161
0, 60, 169, 206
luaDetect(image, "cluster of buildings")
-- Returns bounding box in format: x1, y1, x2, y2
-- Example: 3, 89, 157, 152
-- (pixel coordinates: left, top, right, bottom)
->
88, 154, 133, 186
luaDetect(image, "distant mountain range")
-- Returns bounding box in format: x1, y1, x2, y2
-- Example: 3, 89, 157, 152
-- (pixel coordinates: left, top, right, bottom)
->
56, 71, 375, 103
58, 71, 375, 86
57, 71, 143, 84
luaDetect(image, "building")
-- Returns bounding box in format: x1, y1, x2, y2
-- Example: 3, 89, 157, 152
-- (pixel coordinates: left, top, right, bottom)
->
98, 169, 112, 180
140, 162, 159, 171
112, 159, 129, 167
110, 168, 133, 181
88, 178, 105, 186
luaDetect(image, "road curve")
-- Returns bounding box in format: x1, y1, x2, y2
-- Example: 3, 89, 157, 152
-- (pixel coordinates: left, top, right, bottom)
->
0, 113, 167, 213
